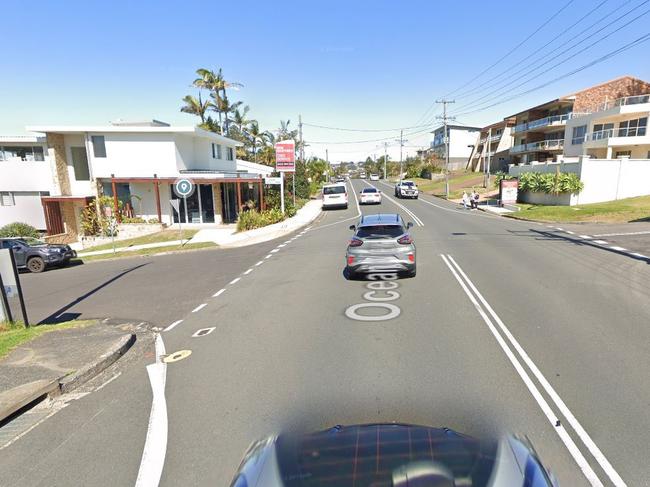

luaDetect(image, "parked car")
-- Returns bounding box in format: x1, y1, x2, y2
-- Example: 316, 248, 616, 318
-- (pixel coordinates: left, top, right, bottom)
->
394, 180, 419, 199
346, 213, 416, 278
336, 175, 346, 183
359, 187, 382, 205
322, 183, 348, 210
369, 173, 380, 181
0, 237, 76, 273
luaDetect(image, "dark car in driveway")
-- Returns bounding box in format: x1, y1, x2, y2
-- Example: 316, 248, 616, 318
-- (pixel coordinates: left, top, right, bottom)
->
0, 237, 76, 273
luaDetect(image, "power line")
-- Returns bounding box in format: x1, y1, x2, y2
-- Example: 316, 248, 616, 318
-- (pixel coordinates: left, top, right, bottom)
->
304, 125, 434, 145
451, 31, 650, 118
301, 122, 434, 132
442, 0, 576, 98
450, 1, 650, 114
453, 0, 614, 101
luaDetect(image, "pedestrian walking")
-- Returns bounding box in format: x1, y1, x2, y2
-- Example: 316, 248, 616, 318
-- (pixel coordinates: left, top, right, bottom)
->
472, 191, 480, 209
461, 191, 469, 209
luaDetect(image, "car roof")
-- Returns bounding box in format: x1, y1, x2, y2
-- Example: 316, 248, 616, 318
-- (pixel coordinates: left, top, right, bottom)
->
359, 213, 403, 226
323, 182, 346, 187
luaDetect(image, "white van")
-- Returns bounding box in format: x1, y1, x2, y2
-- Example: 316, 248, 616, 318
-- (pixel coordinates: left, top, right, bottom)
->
322, 183, 348, 209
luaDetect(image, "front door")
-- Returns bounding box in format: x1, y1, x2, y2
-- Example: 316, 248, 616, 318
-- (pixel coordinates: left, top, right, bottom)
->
221, 183, 238, 223
170, 183, 215, 224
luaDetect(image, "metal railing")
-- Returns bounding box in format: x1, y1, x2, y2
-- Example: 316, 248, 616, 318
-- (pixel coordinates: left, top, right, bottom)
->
513, 113, 573, 133
584, 126, 647, 142
510, 139, 564, 153
593, 94, 650, 112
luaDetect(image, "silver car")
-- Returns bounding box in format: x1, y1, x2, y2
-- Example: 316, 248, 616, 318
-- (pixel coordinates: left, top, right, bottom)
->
346, 213, 416, 278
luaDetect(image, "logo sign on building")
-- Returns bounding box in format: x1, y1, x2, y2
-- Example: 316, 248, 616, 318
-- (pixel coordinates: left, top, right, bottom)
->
173, 178, 195, 198
500, 179, 519, 205
275, 141, 295, 172
264, 176, 282, 185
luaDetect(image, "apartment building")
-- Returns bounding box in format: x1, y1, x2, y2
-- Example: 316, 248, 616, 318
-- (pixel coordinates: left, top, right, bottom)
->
430, 125, 481, 170
19, 120, 266, 243
467, 118, 515, 173
508, 76, 650, 165
0, 135, 53, 230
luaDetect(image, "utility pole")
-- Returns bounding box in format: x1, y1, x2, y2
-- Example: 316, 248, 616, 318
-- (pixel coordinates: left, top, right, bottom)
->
484, 127, 492, 188
436, 99, 455, 198
383, 142, 388, 180
326, 148, 329, 180
399, 129, 403, 180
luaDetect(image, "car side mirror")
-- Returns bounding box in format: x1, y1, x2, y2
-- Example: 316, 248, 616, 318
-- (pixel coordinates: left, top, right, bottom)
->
349, 225, 356, 231
406, 222, 414, 229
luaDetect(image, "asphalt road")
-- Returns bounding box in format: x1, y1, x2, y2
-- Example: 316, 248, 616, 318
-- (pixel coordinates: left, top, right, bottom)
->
2, 178, 650, 486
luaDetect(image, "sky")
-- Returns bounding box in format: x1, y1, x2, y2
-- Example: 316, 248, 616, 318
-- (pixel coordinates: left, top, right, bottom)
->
2, 0, 650, 162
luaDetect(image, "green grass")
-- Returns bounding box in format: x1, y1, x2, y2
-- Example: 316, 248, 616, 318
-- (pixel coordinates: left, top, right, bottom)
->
508, 195, 650, 223
80, 229, 199, 253
411, 172, 489, 199
76, 241, 217, 262
0, 319, 96, 360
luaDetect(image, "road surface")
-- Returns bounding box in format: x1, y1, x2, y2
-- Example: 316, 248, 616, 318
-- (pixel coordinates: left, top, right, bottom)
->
1, 178, 649, 486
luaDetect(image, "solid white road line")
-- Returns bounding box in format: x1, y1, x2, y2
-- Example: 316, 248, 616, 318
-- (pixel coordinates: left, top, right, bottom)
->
565, 230, 575, 235
213, 289, 226, 297
278, 244, 286, 247
444, 255, 625, 487
163, 320, 183, 332
630, 252, 648, 258
363, 181, 423, 226
135, 334, 168, 487
255, 260, 264, 266
609, 246, 627, 251
593, 230, 650, 237
243, 268, 253, 275
229, 277, 241, 284
191, 303, 207, 313
593, 240, 608, 245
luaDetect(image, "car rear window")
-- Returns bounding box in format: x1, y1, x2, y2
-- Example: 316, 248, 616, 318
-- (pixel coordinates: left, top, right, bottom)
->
362, 188, 377, 193
356, 225, 405, 238
402, 181, 415, 187
324, 186, 346, 195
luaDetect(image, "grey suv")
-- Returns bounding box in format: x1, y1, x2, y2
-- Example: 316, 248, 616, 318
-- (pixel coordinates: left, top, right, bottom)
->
0, 238, 77, 273
346, 213, 416, 278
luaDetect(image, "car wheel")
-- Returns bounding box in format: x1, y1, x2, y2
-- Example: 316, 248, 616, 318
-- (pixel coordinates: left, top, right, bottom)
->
27, 256, 45, 273
406, 265, 416, 278
346, 267, 358, 280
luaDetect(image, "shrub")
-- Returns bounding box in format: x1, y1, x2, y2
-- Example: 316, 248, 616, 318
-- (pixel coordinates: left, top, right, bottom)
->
122, 216, 146, 224
236, 209, 285, 231
493, 171, 515, 188
518, 171, 583, 194
0, 222, 40, 238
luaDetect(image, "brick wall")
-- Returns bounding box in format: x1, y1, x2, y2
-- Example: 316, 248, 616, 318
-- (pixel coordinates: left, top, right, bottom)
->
46, 133, 71, 195
60, 201, 79, 238
573, 76, 650, 112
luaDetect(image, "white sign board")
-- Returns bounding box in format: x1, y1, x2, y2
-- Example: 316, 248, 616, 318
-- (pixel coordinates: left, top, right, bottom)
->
0, 249, 17, 298
170, 199, 181, 213
264, 177, 282, 185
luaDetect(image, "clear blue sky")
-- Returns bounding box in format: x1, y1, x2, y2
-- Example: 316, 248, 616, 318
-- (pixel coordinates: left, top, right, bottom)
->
3, 0, 649, 162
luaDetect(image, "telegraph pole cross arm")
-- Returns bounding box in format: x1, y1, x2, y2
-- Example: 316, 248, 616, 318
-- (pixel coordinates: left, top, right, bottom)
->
435, 99, 455, 199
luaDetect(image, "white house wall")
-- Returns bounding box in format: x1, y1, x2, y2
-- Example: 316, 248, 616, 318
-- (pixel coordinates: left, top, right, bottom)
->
0, 159, 53, 192
128, 182, 173, 225
64, 133, 95, 195
449, 128, 480, 158
0, 192, 47, 229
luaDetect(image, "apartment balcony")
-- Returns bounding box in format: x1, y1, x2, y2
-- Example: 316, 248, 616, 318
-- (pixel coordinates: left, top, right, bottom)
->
512, 113, 575, 134
511, 139, 564, 154
583, 127, 649, 149
593, 94, 650, 113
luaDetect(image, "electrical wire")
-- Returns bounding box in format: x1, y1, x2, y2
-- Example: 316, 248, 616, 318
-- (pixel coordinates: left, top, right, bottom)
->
301, 122, 435, 132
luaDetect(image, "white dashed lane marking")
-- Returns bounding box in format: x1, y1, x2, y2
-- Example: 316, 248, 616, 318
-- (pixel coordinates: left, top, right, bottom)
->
229, 277, 241, 285
163, 320, 183, 332
192, 303, 207, 313
593, 240, 608, 245
609, 246, 627, 251
265, 254, 273, 259
255, 261, 264, 266
213, 289, 225, 297
579, 235, 591, 239
271, 249, 280, 253
243, 268, 253, 275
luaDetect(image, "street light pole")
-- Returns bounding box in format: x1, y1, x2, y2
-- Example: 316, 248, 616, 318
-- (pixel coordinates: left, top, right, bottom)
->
383, 142, 388, 180
399, 129, 403, 180
436, 99, 455, 199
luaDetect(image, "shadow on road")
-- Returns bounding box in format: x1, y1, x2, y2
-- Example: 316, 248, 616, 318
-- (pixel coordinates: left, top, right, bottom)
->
39, 263, 149, 324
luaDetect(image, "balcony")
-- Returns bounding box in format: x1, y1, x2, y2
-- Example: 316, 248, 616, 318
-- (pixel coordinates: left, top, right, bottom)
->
593, 94, 650, 112
583, 126, 648, 148
510, 139, 564, 154
512, 113, 574, 134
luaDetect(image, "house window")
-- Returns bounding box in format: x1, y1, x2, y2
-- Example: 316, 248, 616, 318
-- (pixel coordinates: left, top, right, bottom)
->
572, 125, 587, 145
615, 150, 632, 158
216, 144, 222, 159
227, 147, 234, 161
0, 192, 15, 206
618, 117, 647, 137
0, 146, 44, 161
211, 143, 216, 158
70, 147, 90, 180
91, 136, 106, 157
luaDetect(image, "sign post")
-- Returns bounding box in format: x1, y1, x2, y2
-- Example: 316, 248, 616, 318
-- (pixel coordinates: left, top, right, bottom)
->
173, 178, 195, 245
0, 249, 29, 326
499, 179, 519, 206
275, 141, 295, 215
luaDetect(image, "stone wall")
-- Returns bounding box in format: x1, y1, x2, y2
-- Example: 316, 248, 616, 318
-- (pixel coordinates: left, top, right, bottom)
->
573, 76, 650, 112
60, 201, 79, 238
46, 133, 71, 195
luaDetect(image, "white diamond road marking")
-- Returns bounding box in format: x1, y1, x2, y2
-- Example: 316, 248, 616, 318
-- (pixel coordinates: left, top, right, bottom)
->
192, 303, 207, 313
229, 277, 241, 285
192, 327, 216, 338
213, 289, 225, 297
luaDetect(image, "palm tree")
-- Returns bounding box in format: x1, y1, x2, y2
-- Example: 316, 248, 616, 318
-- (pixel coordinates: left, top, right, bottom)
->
180, 93, 210, 124
230, 105, 251, 137
247, 121, 271, 163
277, 119, 298, 141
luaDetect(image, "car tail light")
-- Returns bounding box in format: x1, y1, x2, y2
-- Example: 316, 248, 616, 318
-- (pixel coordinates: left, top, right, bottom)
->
347, 255, 355, 265
349, 238, 363, 247
408, 253, 415, 262
397, 235, 412, 245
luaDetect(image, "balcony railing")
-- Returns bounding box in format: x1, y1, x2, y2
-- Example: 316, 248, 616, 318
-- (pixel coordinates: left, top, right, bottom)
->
512, 113, 574, 133
593, 94, 650, 112
584, 126, 647, 142
510, 139, 564, 153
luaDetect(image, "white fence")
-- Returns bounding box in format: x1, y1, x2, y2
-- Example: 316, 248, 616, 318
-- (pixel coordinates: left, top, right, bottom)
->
508, 157, 650, 205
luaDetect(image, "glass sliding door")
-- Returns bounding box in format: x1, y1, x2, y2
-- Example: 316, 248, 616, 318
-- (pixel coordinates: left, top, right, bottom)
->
221, 183, 238, 223
199, 184, 215, 223
170, 183, 215, 224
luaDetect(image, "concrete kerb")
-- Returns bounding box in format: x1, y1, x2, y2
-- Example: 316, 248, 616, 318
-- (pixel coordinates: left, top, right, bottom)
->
59, 333, 135, 394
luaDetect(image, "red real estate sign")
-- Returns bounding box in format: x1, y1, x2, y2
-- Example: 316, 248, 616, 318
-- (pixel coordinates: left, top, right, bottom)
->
500, 179, 519, 205
275, 141, 295, 172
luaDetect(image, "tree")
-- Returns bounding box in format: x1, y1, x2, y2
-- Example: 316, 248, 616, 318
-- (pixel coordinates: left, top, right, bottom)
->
180, 93, 210, 124
248, 121, 271, 163
230, 105, 252, 135
277, 120, 298, 141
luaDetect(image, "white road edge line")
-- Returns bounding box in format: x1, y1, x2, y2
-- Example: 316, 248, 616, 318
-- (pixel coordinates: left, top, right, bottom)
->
579, 235, 592, 239
565, 230, 575, 235
630, 252, 648, 258
593, 230, 650, 237
609, 246, 627, 251
243, 268, 253, 275
264, 254, 273, 259
213, 289, 226, 297
135, 334, 168, 487
230, 277, 241, 284
278, 244, 286, 247
593, 240, 608, 245
270, 248, 280, 253
163, 319, 183, 332
310, 180, 362, 231
191, 303, 207, 313
445, 254, 625, 487
364, 180, 423, 226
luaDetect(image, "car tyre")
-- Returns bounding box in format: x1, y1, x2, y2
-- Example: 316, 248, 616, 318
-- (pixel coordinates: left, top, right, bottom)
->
27, 256, 45, 273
